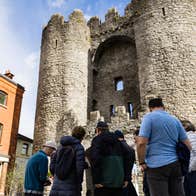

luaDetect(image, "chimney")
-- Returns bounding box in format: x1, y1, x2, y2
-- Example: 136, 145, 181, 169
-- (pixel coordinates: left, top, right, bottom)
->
4, 70, 14, 79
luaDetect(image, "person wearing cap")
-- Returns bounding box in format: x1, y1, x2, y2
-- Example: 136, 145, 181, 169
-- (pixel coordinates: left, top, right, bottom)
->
137, 98, 191, 196
114, 130, 138, 196
24, 141, 56, 196
90, 121, 129, 196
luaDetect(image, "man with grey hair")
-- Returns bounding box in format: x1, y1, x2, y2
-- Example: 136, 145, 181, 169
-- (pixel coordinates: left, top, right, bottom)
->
24, 141, 56, 196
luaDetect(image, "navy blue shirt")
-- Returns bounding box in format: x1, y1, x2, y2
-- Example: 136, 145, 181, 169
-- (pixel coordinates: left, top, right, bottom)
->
139, 110, 187, 168
24, 150, 48, 191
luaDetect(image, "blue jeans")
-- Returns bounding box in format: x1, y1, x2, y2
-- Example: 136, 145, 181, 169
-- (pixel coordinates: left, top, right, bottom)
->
184, 170, 196, 196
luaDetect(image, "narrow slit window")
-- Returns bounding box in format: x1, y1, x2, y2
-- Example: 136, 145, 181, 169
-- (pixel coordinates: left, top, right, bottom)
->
93, 69, 98, 77
92, 99, 98, 111
128, 102, 133, 118
110, 105, 115, 116
162, 8, 166, 16
115, 77, 124, 91
55, 40, 58, 48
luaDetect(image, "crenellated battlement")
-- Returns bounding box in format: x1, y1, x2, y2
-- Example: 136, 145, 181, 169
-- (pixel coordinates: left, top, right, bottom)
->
43, 9, 89, 36
88, 6, 134, 37
125, 2, 134, 17
69, 9, 87, 24
49, 13, 65, 25
105, 8, 120, 24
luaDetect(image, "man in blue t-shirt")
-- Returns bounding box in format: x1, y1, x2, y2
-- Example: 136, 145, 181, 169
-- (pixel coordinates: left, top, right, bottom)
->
137, 98, 191, 196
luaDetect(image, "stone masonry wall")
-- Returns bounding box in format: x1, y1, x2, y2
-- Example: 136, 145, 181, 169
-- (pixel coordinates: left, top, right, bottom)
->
87, 8, 141, 120
133, 0, 196, 124
34, 11, 90, 148
92, 39, 140, 121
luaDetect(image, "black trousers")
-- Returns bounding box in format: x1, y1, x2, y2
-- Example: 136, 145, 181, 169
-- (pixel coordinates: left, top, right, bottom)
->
146, 161, 184, 196
94, 187, 122, 196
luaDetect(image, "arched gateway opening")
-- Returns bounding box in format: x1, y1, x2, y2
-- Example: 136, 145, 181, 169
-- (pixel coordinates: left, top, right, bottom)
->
92, 36, 141, 121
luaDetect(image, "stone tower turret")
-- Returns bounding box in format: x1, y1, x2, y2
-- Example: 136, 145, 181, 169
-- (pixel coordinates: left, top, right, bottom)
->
133, 0, 196, 123
34, 10, 90, 148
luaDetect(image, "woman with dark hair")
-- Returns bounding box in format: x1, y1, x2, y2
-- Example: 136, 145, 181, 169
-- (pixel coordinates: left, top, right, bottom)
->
49, 126, 86, 196
181, 120, 196, 196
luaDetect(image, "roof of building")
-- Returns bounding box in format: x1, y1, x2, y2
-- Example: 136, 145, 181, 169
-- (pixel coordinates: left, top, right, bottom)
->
17, 133, 33, 143
0, 73, 25, 91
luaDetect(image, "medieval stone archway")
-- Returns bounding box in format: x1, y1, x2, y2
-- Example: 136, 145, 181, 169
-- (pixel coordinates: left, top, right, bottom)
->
91, 36, 141, 121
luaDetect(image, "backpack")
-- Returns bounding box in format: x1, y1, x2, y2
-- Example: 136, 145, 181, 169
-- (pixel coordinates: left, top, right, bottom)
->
55, 145, 75, 180
176, 141, 190, 176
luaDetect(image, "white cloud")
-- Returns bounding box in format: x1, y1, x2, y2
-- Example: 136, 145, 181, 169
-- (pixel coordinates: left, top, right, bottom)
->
48, 0, 66, 8
24, 51, 40, 70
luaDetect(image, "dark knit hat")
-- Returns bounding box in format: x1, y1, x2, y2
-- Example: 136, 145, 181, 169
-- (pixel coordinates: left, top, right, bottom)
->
96, 121, 108, 129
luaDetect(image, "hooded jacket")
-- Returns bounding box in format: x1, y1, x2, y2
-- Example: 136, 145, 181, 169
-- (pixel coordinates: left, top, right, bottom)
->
50, 136, 85, 196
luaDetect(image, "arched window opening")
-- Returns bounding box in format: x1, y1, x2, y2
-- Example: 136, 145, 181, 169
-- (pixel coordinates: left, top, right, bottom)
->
128, 102, 133, 118
0, 90, 8, 106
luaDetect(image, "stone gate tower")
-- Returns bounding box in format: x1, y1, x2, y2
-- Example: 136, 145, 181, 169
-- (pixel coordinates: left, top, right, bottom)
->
34, 11, 90, 148
132, 0, 196, 121
34, 0, 196, 149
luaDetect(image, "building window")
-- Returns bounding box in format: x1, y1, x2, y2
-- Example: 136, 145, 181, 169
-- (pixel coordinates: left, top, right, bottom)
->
162, 8, 166, 16
93, 69, 98, 77
0, 90, 8, 106
0, 123, 3, 143
128, 102, 133, 118
110, 105, 115, 116
21, 143, 29, 155
92, 99, 98, 111
114, 77, 124, 91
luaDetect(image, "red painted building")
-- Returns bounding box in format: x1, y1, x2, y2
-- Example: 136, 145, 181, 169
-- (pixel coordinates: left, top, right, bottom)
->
0, 70, 24, 195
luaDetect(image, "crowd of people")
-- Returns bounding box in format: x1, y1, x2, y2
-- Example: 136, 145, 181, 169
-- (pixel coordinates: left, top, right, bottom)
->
24, 98, 196, 196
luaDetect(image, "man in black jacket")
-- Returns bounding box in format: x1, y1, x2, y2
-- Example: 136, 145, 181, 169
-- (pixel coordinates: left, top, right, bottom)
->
90, 121, 129, 196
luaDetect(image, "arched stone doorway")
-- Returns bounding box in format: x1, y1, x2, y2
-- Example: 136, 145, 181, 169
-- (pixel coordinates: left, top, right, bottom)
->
92, 36, 140, 121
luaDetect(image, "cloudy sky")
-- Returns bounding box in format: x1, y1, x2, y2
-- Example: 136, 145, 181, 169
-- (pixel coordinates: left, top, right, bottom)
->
0, 0, 131, 138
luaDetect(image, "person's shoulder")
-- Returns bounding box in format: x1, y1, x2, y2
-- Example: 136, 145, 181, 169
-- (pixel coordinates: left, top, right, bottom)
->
143, 112, 153, 118
75, 142, 84, 151
92, 134, 102, 143
168, 114, 182, 125
38, 150, 48, 159
30, 151, 48, 163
